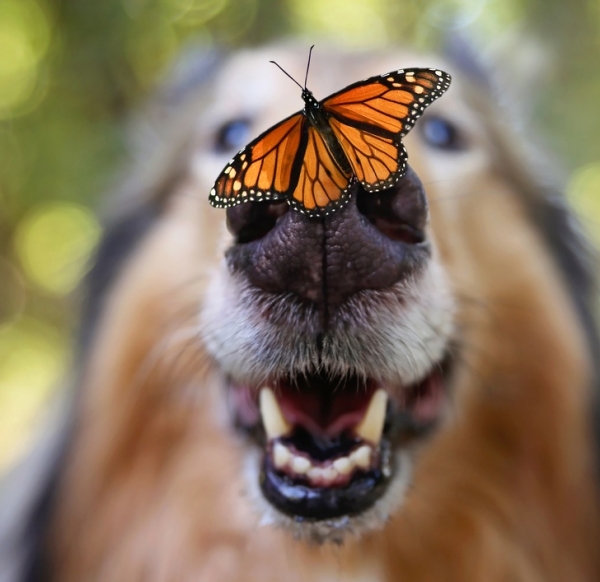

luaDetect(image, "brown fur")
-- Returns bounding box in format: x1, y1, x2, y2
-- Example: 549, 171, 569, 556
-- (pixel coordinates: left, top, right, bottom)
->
32, 46, 600, 580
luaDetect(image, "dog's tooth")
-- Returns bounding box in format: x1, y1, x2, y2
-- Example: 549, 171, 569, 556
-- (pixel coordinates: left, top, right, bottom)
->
355, 389, 387, 444
273, 442, 291, 469
291, 455, 311, 474
351, 445, 372, 470
259, 387, 291, 439
321, 467, 338, 484
307, 467, 324, 482
333, 456, 352, 475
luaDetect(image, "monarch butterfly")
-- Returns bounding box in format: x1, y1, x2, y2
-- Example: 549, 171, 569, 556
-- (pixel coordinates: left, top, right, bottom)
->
209, 49, 451, 217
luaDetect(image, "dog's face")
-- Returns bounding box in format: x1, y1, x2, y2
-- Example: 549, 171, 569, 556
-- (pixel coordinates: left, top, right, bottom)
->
174, 45, 590, 539
45, 45, 599, 580
197, 48, 458, 535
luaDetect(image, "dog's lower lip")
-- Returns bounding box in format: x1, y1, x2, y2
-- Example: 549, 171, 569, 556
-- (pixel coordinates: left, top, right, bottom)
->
260, 441, 393, 519
229, 363, 449, 520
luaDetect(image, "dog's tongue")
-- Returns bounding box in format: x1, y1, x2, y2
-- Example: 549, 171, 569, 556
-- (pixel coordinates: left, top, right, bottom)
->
278, 386, 376, 438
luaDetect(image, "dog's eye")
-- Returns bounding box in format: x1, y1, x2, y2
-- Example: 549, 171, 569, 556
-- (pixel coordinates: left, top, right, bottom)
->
214, 118, 252, 153
419, 115, 467, 151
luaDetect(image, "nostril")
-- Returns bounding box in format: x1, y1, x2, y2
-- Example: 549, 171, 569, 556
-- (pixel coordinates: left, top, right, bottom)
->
357, 168, 428, 245
226, 201, 289, 243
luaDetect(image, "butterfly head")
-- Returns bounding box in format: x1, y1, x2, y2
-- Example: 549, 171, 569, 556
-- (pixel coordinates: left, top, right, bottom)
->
301, 87, 320, 111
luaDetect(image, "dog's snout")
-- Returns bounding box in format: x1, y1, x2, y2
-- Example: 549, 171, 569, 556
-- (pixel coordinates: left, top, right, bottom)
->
226, 166, 430, 313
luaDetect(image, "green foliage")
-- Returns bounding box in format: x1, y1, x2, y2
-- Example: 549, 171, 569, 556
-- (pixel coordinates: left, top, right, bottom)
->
1, 0, 600, 468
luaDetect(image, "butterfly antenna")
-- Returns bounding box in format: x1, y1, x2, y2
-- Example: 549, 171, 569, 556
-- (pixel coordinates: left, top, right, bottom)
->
304, 45, 314, 89
269, 60, 303, 90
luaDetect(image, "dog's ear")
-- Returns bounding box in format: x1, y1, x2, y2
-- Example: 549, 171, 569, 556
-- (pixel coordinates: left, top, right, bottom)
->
444, 31, 595, 308
442, 31, 553, 120
441, 34, 495, 92
127, 44, 226, 156
444, 31, 600, 473
84, 45, 228, 351
113, 44, 227, 216
156, 44, 225, 108
0, 45, 227, 582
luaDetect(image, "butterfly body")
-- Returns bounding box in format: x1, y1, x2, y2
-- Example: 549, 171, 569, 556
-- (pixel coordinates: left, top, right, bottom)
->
301, 88, 354, 178
210, 67, 451, 217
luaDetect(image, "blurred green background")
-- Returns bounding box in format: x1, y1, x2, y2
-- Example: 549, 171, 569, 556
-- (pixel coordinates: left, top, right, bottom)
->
1, 0, 600, 470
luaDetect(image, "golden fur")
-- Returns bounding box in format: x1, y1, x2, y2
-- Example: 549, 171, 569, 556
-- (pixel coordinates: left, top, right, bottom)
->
6, 46, 600, 581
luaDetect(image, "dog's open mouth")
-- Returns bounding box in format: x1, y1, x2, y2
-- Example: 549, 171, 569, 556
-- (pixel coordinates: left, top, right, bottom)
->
229, 360, 449, 521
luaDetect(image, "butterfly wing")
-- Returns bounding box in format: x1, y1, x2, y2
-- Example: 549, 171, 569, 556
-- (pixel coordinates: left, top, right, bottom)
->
323, 68, 451, 192
289, 125, 353, 217
210, 68, 451, 214
209, 112, 306, 209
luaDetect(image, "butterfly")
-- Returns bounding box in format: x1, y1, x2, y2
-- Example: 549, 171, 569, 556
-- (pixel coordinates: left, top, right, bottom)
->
209, 51, 451, 218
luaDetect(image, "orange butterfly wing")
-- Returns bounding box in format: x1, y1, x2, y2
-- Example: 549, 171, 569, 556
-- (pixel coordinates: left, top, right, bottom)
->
209, 112, 305, 209
323, 68, 451, 192
289, 125, 353, 216
209, 67, 451, 216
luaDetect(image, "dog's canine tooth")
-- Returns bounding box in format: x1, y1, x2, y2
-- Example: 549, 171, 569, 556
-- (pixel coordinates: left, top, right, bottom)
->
259, 387, 292, 439
355, 389, 387, 444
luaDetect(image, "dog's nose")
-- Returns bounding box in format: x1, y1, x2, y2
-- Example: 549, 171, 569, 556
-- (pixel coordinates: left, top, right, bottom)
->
226, 166, 430, 313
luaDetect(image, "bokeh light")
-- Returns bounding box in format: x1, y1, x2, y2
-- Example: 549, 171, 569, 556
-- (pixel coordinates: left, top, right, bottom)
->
0, 258, 26, 329
1, 0, 600, 475
126, 17, 180, 88
170, 0, 229, 26
567, 162, 600, 248
0, 317, 67, 469
288, 0, 391, 47
425, 0, 488, 30
14, 202, 101, 296
0, 0, 51, 118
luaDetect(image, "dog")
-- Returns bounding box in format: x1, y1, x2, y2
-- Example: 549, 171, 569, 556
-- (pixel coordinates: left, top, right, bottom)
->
1, 43, 600, 581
